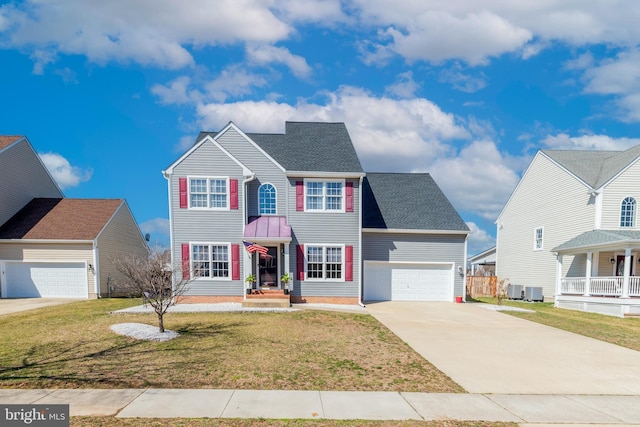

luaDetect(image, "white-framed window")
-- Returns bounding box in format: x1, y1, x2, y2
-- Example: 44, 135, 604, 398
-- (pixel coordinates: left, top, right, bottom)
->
306, 245, 344, 280
620, 197, 636, 227
534, 227, 543, 250
189, 177, 229, 209
304, 179, 344, 212
191, 243, 230, 279
258, 183, 277, 215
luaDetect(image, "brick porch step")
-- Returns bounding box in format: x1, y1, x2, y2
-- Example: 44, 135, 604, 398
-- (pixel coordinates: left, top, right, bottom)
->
242, 298, 291, 308
246, 289, 289, 299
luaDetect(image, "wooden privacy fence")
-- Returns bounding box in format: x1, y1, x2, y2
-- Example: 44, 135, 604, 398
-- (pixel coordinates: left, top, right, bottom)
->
466, 276, 498, 298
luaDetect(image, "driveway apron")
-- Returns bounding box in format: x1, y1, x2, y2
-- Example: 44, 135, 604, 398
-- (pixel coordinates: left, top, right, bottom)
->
366, 301, 640, 394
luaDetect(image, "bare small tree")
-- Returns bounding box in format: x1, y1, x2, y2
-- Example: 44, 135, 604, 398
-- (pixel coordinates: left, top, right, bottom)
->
112, 250, 191, 332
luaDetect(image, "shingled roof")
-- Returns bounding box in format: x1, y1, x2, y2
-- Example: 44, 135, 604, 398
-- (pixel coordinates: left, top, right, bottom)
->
199, 122, 364, 173
0, 198, 124, 240
0, 135, 24, 150
363, 173, 469, 232
543, 144, 640, 189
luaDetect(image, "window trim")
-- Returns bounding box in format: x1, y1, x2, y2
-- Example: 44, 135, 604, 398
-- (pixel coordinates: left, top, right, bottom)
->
190, 242, 232, 281
304, 244, 345, 281
303, 179, 346, 213
620, 196, 636, 228
258, 182, 277, 215
533, 227, 543, 251
187, 176, 230, 210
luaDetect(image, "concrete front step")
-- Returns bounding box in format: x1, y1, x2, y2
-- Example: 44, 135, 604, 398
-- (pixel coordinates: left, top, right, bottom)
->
242, 298, 291, 308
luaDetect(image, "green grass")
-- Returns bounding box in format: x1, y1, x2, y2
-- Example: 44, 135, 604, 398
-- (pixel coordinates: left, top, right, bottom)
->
474, 297, 640, 351
0, 299, 462, 392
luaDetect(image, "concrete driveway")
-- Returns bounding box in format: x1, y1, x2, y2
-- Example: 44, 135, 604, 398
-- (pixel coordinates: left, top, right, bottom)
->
366, 301, 640, 395
0, 298, 82, 316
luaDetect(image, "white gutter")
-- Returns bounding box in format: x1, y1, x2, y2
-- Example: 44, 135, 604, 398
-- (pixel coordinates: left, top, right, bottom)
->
242, 173, 257, 299
358, 175, 364, 306
286, 171, 366, 179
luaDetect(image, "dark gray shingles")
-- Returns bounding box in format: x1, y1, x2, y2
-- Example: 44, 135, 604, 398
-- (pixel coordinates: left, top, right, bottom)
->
363, 173, 469, 231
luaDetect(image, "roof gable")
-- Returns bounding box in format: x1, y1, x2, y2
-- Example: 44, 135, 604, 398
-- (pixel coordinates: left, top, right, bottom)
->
363, 172, 469, 232
0, 135, 24, 151
0, 198, 124, 240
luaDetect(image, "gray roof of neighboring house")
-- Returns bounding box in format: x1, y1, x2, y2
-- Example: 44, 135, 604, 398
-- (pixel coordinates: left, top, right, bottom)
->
543, 144, 640, 188
363, 172, 469, 232
552, 229, 640, 253
199, 122, 364, 173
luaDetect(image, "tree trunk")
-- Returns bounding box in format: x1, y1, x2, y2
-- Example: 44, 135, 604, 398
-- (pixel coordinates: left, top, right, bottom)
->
157, 312, 165, 333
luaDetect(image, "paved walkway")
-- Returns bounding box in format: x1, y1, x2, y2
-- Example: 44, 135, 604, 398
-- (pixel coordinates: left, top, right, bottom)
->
366, 301, 640, 394
0, 298, 82, 316
1, 388, 640, 424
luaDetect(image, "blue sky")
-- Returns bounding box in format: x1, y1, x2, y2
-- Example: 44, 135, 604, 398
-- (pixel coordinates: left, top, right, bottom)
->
2, 1, 640, 255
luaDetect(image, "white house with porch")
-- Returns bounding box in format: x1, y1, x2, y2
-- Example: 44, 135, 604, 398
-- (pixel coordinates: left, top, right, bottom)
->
496, 145, 640, 317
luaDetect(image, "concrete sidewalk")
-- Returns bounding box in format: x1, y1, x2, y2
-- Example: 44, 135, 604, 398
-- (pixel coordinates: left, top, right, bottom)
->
1, 388, 640, 424
366, 301, 640, 395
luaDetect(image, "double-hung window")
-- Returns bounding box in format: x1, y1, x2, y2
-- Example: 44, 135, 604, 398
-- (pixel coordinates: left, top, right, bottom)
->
191, 243, 230, 278
306, 245, 343, 280
534, 227, 543, 250
189, 177, 228, 209
305, 180, 344, 212
620, 197, 636, 227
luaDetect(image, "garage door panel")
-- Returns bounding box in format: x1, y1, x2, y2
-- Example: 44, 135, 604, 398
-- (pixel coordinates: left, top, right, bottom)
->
365, 262, 452, 302
4, 262, 88, 298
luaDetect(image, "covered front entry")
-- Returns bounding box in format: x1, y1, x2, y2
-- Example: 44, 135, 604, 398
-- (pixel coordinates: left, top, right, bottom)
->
257, 246, 280, 288
364, 262, 453, 301
2, 261, 88, 298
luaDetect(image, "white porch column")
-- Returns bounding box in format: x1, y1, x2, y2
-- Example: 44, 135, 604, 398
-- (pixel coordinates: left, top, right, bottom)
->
622, 248, 631, 298
556, 254, 563, 296
584, 251, 592, 296
284, 244, 290, 291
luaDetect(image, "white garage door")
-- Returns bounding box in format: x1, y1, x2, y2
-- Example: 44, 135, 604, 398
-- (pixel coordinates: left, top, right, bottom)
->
3, 262, 88, 298
364, 262, 453, 301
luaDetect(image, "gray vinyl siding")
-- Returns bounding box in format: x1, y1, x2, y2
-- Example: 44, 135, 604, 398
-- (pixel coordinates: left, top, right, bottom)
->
363, 232, 466, 297
496, 153, 595, 297
215, 128, 289, 217
169, 141, 246, 296
0, 140, 62, 225
288, 178, 361, 298
600, 160, 640, 229
96, 203, 149, 297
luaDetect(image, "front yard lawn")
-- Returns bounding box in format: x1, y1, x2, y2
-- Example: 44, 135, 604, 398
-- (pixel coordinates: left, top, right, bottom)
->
475, 297, 640, 351
0, 299, 462, 392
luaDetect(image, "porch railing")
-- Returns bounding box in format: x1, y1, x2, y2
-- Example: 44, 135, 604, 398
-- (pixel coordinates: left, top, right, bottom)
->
560, 276, 640, 297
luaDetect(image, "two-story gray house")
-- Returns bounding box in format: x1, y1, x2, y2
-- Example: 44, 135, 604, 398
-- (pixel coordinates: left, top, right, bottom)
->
164, 122, 469, 304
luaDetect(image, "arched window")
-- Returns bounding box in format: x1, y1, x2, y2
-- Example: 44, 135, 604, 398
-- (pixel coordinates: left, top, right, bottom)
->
258, 183, 277, 215
620, 197, 636, 227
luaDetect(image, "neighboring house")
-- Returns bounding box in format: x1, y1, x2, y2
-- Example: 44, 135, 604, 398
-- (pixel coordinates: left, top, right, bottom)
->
0, 135, 148, 299
164, 121, 469, 304
496, 146, 640, 316
468, 246, 496, 276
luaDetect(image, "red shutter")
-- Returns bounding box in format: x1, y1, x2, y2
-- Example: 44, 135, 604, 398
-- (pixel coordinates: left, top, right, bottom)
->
296, 181, 304, 211
179, 178, 188, 209
231, 244, 240, 280
297, 244, 305, 281
230, 179, 238, 210
345, 181, 353, 212
345, 245, 353, 282
181, 243, 190, 279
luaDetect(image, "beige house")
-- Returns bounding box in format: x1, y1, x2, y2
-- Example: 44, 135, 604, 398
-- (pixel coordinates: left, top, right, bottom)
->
0, 135, 148, 299
496, 146, 640, 317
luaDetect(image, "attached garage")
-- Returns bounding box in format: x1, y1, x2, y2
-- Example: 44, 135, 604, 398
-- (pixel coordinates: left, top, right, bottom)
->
3, 262, 88, 298
364, 262, 453, 301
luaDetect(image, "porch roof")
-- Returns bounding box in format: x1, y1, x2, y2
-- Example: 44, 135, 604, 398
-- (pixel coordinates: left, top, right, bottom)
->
244, 216, 291, 242
553, 229, 640, 253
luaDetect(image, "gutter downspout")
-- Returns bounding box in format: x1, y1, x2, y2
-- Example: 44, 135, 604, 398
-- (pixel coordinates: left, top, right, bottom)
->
242, 174, 257, 299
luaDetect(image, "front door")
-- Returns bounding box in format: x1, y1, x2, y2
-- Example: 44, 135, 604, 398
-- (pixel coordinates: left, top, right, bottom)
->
616, 255, 635, 276
259, 246, 279, 288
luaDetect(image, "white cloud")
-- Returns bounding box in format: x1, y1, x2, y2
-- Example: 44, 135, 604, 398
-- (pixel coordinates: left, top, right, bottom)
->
151, 76, 200, 105
542, 133, 640, 150
428, 140, 522, 221
439, 65, 487, 93
38, 152, 92, 189
466, 221, 495, 256
246, 44, 312, 79
384, 71, 420, 98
